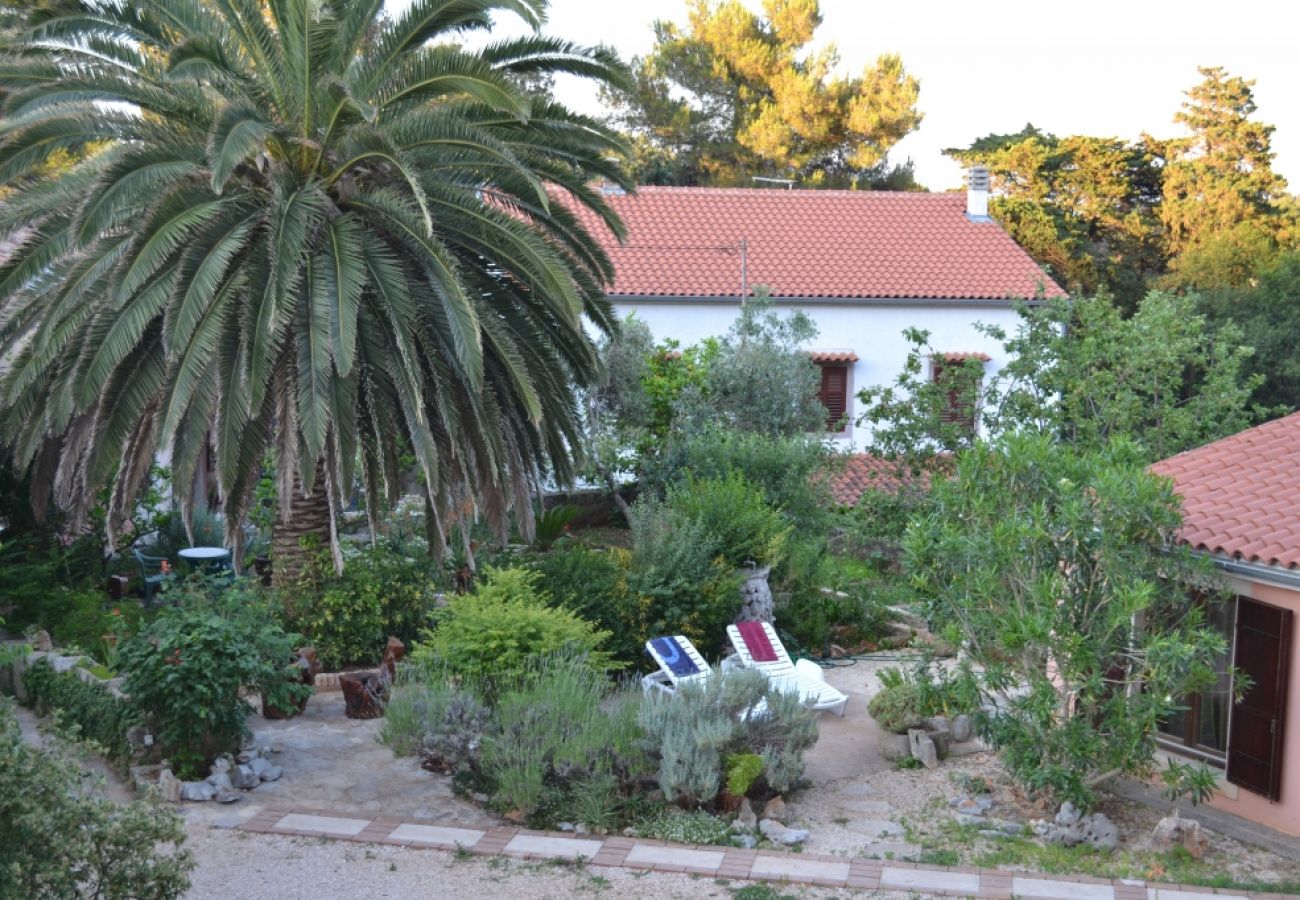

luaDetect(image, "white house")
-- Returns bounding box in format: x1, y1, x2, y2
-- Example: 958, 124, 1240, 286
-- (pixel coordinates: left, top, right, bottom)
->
564, 173, 1066, 448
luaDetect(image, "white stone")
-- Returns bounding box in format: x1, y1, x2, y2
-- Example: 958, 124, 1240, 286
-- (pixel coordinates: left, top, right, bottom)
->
502, 835, 602, 860
273, 813, 370, 836
624, 844, 725, 870
880, 867, 979, 894
388, 823, 485, 848
1012, 876, 1115, 899
750, 856, 850, 882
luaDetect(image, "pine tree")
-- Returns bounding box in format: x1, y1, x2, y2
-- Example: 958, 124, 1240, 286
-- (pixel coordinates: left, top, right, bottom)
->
604, 0, 922, 187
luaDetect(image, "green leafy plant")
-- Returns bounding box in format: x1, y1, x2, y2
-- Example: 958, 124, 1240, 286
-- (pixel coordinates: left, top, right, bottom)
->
724, 752, 764, 797
905, 433, 1230, 809
21, 660, 143, 768
667, 472, 790, 569
411, 568, 616, 686
626, 496, 739, 650
118, 581, 310, 778
867, 683, 925, 735
637, 667, 818, 808
533, 505, 581, 551
526, 546, 647, 667
0, 701, 194, 898
287, 545, 440, 668
636, 809, 735, 847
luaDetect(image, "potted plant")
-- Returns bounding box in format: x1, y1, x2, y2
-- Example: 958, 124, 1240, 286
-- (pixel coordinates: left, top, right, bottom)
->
867, 683, 925, 761
257, 645, 318, 720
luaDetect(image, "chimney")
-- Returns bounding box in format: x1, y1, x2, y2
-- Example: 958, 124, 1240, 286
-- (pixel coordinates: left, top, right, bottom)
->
967, 166, 990, 219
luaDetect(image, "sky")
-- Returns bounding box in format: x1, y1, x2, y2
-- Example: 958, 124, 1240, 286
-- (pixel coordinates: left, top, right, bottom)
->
449, 0, 1300, 191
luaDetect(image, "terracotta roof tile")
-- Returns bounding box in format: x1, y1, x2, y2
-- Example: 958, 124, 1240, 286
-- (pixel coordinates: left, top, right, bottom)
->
1150, 411, 1300, 570
826, 454, 935, 507
936, 351, 992, 363
564, 187, 1067, 301
809, 350, 859, 363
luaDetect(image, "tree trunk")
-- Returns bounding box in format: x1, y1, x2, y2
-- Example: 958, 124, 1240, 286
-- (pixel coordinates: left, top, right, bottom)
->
271, 467, 334, 587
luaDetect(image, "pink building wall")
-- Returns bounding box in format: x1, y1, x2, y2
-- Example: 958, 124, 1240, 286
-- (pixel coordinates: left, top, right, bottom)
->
1200, 574, 1300, 837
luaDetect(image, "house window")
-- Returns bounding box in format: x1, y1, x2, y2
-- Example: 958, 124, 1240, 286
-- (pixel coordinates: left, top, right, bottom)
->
816, 363, 850, 432
1160, 597, 1236, 765
931, 353, 987, 434
1160, 594, 1293, 800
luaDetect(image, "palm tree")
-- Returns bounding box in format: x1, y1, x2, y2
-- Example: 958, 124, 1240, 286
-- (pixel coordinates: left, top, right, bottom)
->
0, 0, 631, 580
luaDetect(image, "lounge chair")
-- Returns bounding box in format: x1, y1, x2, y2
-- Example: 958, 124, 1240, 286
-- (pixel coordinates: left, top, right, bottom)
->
641, 635, 712, 695
726, 620, 849, 717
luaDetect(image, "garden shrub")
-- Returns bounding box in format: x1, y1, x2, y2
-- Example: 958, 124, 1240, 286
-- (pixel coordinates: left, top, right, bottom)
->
47, 591, 145, 670
22, 659, 143, 766
287, 544, 440, 668
644, 427, 836, 534
0, 701, 193, 898
636, 809, 735, 846
526, 546, 647, 667
479, 654, 646, 820
866, 683, 925, 734
773, 538, 894, 657
667, 472, 789, 569
118, 582, 310, 778
626, 497, 738, 650
411, 568, 615, 685
637, 667, 818, 808
384, 653, 649, 827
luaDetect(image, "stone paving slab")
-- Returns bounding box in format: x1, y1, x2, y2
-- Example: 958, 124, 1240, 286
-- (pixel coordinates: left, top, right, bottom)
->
239, 807, 1287, 899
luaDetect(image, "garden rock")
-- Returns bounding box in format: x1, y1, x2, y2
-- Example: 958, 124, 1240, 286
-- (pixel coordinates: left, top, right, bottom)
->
759, 818, 809, 846
1151, 811, 1208, 859
907, 729, 938, 769
259, 765, 282, 783
32, 630, 53, 651
556, 822, 575, 832
1042, 805, 1119, 853
230, 764, 260, 790
951, 714, 973, 743
206, 772, 233, 792
157, 768, 182, 803
927, 725, 952, 759
180, 780, 217, 802
878, 731, 912, 762
249, 757, 272, 779
761, 796, 787, 823
735, 834, 758, 849
732, 799, 757, 832
216, 791, 243, 804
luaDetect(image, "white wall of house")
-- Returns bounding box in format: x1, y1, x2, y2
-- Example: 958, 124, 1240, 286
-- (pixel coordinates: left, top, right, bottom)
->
612, 298, 1023, 447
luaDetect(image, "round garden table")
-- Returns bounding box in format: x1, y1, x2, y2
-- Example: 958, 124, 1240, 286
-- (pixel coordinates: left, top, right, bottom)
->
177, 546, 231, 574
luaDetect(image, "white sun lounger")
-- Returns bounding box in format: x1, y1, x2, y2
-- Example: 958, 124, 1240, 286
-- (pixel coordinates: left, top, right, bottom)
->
641, 635, 713, 695
726, 621, 849, 717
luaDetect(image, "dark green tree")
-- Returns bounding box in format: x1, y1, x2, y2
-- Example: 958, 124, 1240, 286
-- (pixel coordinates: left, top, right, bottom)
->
1161, 66, 1289, 289
0, 0, 631, 579
945, 125, 1165, 308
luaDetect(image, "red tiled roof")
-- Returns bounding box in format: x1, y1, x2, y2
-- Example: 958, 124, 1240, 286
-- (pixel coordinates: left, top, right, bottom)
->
827, 454, 934, 507
566, 187, 1066, 300
810, 350, 859, 363
935, 351, 992, 363
1151, 411, 1300, 570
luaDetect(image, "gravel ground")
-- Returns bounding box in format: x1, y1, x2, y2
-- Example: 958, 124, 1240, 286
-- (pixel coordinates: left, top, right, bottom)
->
183, 824, 923, 900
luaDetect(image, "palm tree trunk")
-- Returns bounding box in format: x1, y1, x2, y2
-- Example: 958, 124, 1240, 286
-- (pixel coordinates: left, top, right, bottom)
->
271, 466, 334, 586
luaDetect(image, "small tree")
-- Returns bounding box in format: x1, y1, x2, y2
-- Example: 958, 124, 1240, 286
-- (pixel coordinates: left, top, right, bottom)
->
905, 434, 1229, 809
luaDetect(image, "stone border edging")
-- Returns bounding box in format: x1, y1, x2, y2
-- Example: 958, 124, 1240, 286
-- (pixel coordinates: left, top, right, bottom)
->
233, 807, 1299, 899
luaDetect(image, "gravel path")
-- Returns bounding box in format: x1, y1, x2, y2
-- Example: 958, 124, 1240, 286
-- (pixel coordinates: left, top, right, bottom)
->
183, 824, 922, 899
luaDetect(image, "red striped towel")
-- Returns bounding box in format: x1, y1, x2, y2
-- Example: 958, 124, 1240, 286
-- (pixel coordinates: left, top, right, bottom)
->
736, 621, 778, 662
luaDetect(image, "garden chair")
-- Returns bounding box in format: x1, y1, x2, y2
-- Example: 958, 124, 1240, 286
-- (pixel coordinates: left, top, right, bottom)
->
726, 621, 849, 717
132, 548, 169, 609
641, 635, 713, 696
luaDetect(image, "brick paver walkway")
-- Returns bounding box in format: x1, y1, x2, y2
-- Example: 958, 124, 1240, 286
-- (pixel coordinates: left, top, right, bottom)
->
234, 807, 1298, 899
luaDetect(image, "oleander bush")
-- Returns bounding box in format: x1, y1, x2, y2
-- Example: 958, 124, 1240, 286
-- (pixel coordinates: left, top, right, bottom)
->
0, 701, 193, 899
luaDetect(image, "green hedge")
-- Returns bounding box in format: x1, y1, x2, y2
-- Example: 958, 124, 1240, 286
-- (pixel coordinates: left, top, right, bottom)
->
22, 659, 142, 765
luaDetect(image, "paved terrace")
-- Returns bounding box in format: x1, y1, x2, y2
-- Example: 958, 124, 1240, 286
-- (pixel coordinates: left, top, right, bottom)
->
230, 806, 1298, 900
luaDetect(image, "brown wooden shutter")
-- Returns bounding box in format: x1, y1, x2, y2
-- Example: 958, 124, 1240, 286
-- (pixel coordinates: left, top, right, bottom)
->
818, 365, 848, 431
1226, 596, 1293, 800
